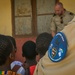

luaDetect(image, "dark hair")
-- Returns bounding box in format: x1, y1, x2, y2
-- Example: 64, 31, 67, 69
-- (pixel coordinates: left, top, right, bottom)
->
7, 36, 17, 50
22, 41, 37, 60
0, 35, 13, 66
36, 32, 53, 57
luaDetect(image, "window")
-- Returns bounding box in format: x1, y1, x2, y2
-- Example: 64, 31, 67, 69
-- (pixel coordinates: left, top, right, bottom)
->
11, 0, 58, 37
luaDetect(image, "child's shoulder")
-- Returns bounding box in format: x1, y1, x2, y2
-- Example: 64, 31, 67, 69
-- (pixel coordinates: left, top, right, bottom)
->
10, 61, 25, 75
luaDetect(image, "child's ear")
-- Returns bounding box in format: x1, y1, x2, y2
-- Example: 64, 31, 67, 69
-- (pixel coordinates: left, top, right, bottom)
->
9, 53, 15, 64
9, 50, 16, 60
9, 53, 13, 59
9, 53, 15, 60
9, 53, 12, 58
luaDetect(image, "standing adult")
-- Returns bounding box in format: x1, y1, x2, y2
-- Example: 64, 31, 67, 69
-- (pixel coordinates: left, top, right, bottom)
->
50, 2, 74, 37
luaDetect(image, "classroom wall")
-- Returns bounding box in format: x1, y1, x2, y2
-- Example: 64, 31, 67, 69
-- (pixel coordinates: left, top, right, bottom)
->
60, 0, 75, 13
0, 0, 12, 36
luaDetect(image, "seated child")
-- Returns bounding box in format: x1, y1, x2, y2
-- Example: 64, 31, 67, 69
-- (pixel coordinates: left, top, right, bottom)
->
22, 41, 38, 75
0, 34, 21, 75
7, 36, 25, 75
36, 32, 53, 61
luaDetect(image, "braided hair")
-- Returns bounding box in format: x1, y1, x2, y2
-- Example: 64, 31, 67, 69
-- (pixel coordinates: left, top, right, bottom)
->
6, 36, 17, 50
0, 35, 13, 66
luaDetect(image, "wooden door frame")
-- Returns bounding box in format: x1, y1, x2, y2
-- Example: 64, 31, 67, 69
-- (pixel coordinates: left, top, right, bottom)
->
11, 0, 59, 38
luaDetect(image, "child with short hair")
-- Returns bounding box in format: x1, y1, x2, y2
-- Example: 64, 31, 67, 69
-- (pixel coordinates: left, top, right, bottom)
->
36, 32, 53, 61
22, 41, 37, 75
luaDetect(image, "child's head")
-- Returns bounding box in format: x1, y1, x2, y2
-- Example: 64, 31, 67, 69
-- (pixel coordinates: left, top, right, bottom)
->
6, 36, 17, 62
22, 41, 37, 60
36, 32, 53, 58
0, 35, 13, 66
